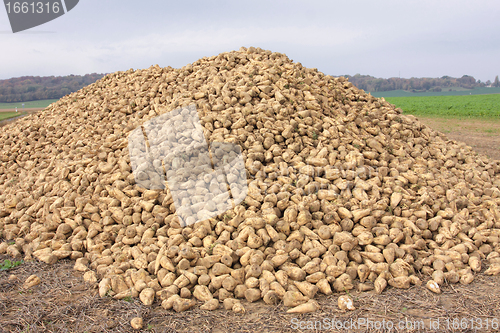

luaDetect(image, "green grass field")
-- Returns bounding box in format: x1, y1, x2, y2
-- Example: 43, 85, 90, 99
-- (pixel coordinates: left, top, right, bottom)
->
0, 99, 57, 110
0, 112, 22, 121
370, 87, 500, 98
385, 94, 500, 118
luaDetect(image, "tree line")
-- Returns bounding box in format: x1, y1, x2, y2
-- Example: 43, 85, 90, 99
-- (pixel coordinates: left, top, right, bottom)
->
0, 74, 106, 103
344, 74, 500, 92
0, 73, 498, 103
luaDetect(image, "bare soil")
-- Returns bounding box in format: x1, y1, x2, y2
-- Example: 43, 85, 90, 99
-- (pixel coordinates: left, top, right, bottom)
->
1, 254, 500, 333
417, 116, 500, 161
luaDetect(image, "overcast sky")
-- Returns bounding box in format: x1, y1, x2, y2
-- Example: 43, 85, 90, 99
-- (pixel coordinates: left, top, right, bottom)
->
1, 0, 499, 82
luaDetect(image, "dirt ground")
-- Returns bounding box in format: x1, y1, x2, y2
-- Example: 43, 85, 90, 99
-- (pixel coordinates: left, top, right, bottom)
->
2, 115, 500, 333
417, 116, 500, 161
1, 255, 500, 333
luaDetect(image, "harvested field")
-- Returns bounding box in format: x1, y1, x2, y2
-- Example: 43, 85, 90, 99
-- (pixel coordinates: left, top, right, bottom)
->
417, 116, 500, 161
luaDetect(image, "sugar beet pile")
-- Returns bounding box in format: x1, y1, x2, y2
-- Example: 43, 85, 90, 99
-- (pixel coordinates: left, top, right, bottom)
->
2, 47, 500, 313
